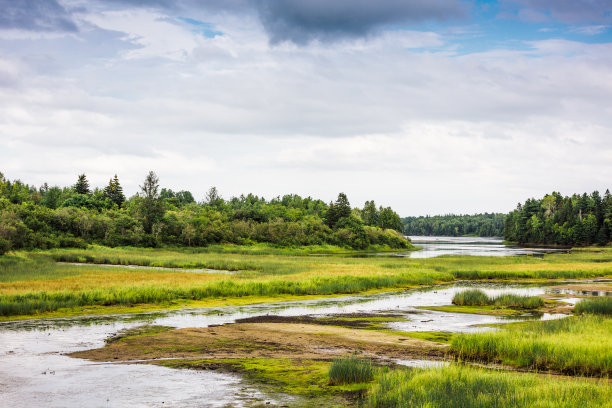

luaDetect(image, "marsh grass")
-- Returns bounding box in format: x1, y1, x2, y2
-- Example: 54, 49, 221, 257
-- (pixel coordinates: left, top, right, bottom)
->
328, 356, 376, 385
452, 289, 544, 309
574, 296, 612, 315
2, 245, 612, 318
366, 365, 612, 408
0, 268, 449, 316
450, 315, 612, 376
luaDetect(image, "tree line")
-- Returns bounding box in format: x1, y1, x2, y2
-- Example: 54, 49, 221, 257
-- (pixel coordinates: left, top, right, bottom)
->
504, 190, 612, 246
402, 213, 506, 237
0, 171, 408, 254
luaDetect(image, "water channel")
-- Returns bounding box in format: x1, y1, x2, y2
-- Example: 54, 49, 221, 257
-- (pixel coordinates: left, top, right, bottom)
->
0, 238, 588, 407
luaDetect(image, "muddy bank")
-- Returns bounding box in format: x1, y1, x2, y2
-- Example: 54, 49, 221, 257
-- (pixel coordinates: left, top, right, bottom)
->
71, 321, 447, 363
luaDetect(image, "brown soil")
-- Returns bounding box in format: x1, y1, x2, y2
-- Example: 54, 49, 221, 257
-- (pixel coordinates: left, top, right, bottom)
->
70, 321, 447, 363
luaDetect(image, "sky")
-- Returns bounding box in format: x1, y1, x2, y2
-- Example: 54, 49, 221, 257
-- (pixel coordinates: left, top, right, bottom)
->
1, 0, 611, 216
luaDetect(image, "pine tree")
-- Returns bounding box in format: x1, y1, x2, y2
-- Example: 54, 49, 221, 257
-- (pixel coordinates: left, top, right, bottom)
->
74, 174, 91, 195
103, 174, 125, 207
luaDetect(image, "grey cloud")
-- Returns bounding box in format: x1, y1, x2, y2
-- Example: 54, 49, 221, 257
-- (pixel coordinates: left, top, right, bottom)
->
85, 0, 466, 44
254, 0, 467, 44
505, 0, 612, 24
0, 0, 78, 32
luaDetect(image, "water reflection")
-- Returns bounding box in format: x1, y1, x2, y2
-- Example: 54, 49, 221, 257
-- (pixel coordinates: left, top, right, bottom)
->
388, 236, 570, 258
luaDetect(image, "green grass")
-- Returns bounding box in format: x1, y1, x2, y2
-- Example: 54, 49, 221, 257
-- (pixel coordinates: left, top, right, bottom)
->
328, 356, 376, 385
158, 357, 373, 407
453, 289, 544, 309
2, 245, 612, 318
450, 315, 612, 376
0, 269, 449, 317
366, 365, 612, 408
574, 296, 612, 315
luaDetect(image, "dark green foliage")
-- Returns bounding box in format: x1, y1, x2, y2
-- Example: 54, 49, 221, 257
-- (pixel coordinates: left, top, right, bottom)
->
574, 297, 612, 315
103, 174, 125, 207
505, 190, 612, 245
0, 173, 410, 251
328, 356, 375, 385
452, 289, 544, 309
403, 213, 505, 237
362, 200, 379, 226
74, 174, 91, 195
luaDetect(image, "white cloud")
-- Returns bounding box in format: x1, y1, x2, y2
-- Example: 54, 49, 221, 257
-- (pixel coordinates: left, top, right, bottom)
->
0, 4, 611, 214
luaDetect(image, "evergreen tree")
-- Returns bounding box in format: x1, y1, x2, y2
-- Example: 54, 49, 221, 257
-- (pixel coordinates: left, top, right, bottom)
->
138, 171, 164, 234
74, 174, 91, 195
103, 174, 125, 207
334, 193, 351, 220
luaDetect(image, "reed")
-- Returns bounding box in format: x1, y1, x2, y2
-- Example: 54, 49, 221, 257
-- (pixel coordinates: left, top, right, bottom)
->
574, 296, 612, 315
450, 315, 612, 376
366, 365, 612, 408
328, 356, 376, 385
452, 289, 544, 309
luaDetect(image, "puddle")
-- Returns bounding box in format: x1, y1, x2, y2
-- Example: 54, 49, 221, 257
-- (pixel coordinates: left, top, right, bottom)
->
547, 288, 612, 297
0, 282, 569, 407
394, 359, 450, 368
58, 262, 236, 274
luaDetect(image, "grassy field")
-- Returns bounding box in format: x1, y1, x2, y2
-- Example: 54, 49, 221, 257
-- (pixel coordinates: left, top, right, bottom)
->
450, 315, 612, 376
1, 245, 611, 318
366, 365, 612, 408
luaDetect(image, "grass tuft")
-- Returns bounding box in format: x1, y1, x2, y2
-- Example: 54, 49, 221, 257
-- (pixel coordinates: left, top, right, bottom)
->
574, 296, 612, 315
328, 356, 375, 385
452, 289, 544, 309
366, 365, 612, 408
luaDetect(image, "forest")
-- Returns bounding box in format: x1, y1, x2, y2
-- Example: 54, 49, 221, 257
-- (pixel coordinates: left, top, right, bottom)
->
0, 171, 408, 254
402, 213, 505, 237
504, 191, 612, 246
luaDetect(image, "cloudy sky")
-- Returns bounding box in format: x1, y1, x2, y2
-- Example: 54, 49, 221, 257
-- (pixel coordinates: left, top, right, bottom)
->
1, 0, 611, 215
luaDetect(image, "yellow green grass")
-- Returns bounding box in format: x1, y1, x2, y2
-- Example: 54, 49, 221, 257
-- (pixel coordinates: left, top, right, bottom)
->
1, 245, 612, 319
452, 289, 544, 309
366, 365, 612, 408
450, 315, 612, 376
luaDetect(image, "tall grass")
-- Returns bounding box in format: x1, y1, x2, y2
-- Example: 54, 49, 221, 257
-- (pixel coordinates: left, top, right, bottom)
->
0, 270, 450, 316
574, 297, 612, 315
366, 365, 612, 408
450, 315, 612, 376
452, 289, 544, 309
328, 356, 375, 385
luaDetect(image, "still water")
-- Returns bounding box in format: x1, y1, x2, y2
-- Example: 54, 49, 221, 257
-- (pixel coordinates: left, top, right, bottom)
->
398, 236, 568, 258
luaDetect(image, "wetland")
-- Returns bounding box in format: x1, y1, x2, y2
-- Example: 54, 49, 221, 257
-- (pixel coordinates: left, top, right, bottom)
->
1, 239, 611, 407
